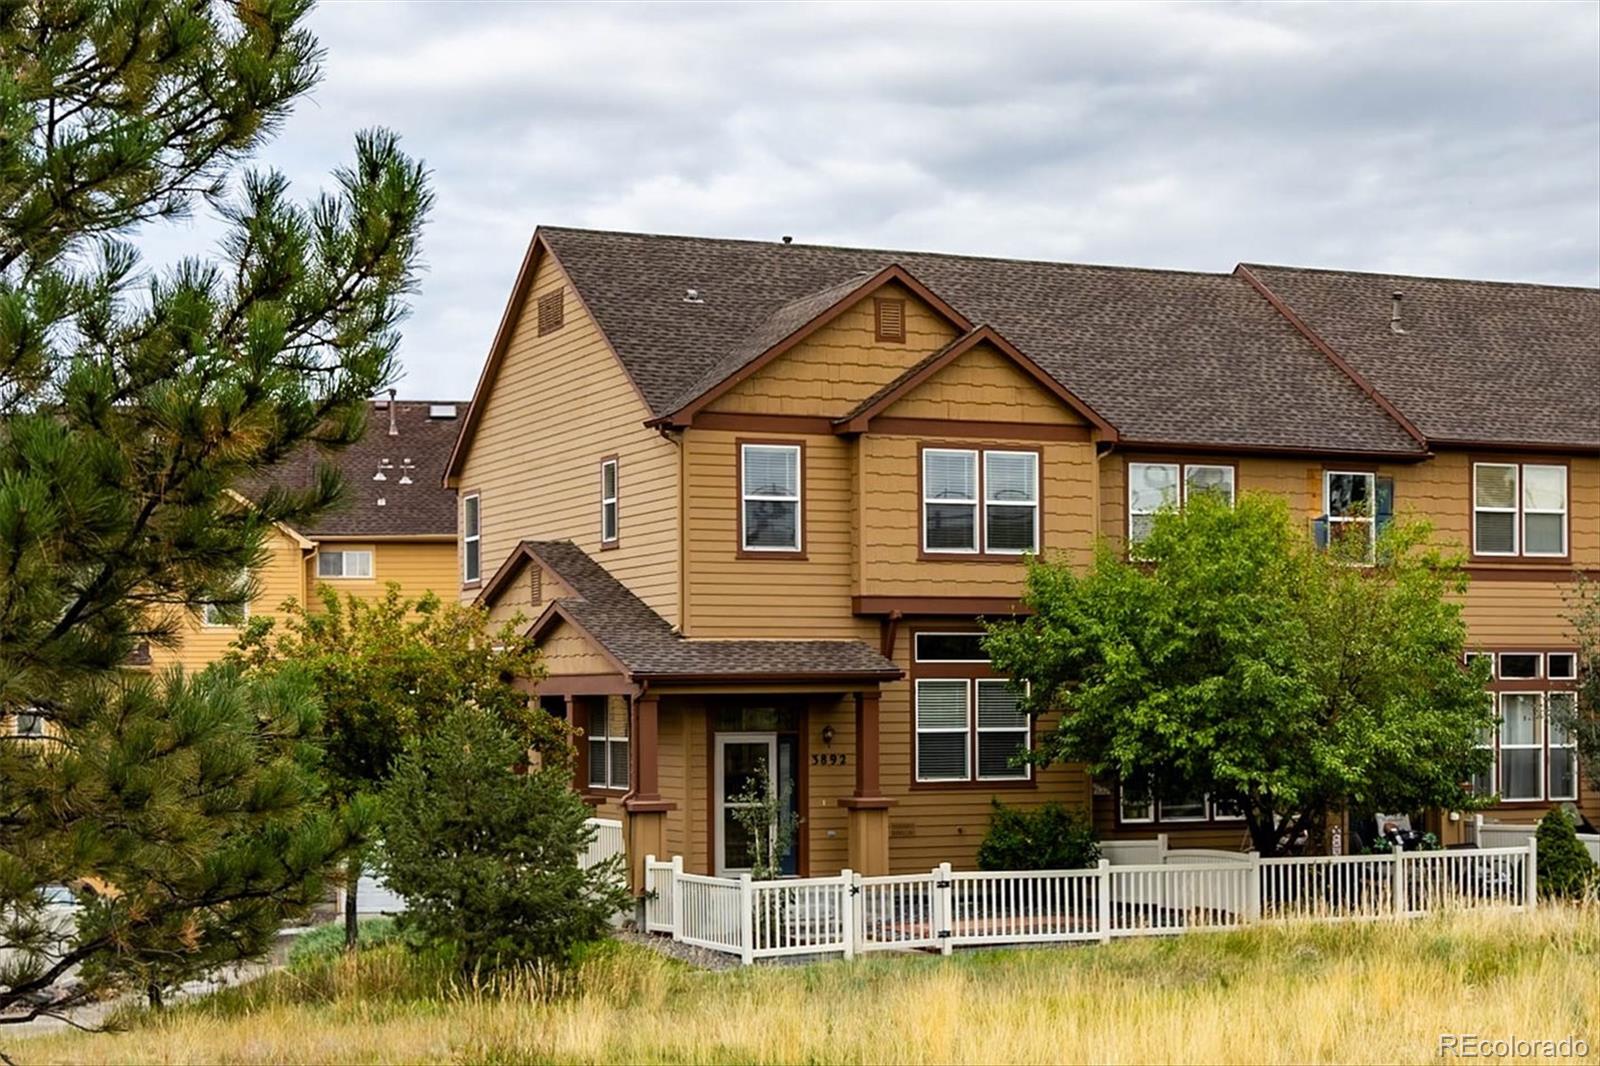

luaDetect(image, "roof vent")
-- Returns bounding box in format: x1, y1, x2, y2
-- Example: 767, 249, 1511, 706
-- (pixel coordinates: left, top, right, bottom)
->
386, 388, 399, 435
1389, 291, 1408, 335
398, 458, 415, 485
373, 458, 393, 482
427, 404, 457, 419
781, 235, 793, 245
683, 288, 704, 304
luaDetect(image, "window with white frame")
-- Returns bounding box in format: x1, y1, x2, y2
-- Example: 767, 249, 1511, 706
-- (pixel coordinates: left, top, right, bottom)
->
586, 696, 630, 791
1548, 653, 1577, 681
1127, 462, 1236, 550
1157, 793, 1208, 822
1469, 650, 1581, 804
923, 448, 979, 553
462, 494, 481, 583
1548, 692, 1579, 802
1324, 471, 1377, 558
1474, 462, 1567, 558
1497, 692, 1543, 802
316, 549, 373, 579
1117, 785, 1238, 825
1119, 791, 1153, 824
741, 443, 801, 552
11, 709, 45, 739
201, 571, 250, 627
600, 458, 619, 545
983, 451, 1038, 554
913, 633, 1031, 783
1470, 715, 1497, 799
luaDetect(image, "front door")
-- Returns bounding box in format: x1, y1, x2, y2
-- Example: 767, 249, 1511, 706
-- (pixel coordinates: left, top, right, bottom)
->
714, 732, 799, 876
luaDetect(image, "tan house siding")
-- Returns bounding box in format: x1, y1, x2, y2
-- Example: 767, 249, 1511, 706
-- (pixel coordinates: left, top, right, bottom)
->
707, 284, 961, 418
305, 541, 457, 609
454, 251, 680, 625
541, 619, 616, 675
886, 343, 1085, 425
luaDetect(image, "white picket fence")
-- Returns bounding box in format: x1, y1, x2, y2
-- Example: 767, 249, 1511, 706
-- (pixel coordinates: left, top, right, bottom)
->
1474, 814, 1600, 864
642, 840, 1539, 964
582, 817, 626, 872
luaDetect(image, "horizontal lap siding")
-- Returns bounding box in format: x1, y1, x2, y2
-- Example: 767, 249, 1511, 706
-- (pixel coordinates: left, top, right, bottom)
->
305, 541, 456, 609
456, 252, 679, 625
709, 284, 959, 417
146, 526, 307, 672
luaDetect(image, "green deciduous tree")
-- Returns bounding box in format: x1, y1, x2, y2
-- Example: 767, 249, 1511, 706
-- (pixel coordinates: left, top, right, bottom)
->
984, 493, 1495, 857
230, 583, 557, 948
0, 0, 429, 1023
1555, 577, 1600, 793
379, 706, 628, 972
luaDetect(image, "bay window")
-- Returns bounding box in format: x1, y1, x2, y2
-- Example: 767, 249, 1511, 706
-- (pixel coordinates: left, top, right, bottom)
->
1468, 650, 1581, 804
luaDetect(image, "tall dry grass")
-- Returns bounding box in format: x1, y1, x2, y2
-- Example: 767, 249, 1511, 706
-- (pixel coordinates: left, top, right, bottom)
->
14, 907, 1600, 1064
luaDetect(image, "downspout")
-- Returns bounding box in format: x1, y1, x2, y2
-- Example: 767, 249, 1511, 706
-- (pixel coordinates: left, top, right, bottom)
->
654, 422, 689, 636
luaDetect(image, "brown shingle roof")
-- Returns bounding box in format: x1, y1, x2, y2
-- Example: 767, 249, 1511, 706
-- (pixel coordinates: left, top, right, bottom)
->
1242, 265, 1600, 448
263, 399, 465, 537
518, 540, 901, 682
539, 227, 1428, 456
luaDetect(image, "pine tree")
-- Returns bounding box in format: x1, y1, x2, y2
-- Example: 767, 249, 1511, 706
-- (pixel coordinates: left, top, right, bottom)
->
0, 0, 431, 1023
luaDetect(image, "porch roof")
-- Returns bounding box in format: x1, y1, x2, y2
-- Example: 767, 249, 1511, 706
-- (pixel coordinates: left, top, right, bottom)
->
514, 540, 902, 684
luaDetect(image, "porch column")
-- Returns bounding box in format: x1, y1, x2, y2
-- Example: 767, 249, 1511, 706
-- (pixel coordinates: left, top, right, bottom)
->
839, 690, 893, 876
623, 693, 673, 895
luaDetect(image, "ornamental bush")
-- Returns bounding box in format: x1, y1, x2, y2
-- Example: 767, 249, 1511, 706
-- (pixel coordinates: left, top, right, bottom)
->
1535, 808, 1597, 899
976, 800, 1100, 871
378, 708, 631, 970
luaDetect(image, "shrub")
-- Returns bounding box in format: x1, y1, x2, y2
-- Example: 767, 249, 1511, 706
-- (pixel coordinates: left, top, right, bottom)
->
976, 800, 1100, 871
287, 919, 401, 971
378, 707, 631, 971
1536, 808, 1598, 899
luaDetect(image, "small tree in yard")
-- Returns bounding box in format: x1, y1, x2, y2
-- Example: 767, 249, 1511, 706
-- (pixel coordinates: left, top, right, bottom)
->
0, 0, 429, 1024
229, 584, 556, 949
379, 707, 629, 971
985, 493, 1495, 857
976, 801, 1099, 872
1535, 808, 1597, 899
729, 760, 797, 880
1554, 578, 1600, 793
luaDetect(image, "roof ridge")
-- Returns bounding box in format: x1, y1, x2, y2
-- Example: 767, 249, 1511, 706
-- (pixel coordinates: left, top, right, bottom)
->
1240, 262, 1600, 293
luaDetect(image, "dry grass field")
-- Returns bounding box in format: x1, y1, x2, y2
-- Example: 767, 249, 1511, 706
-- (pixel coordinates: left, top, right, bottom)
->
13, 907, 1600, 1064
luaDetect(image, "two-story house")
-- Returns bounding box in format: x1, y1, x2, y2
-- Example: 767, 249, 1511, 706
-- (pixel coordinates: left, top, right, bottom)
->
444, 227, 1598, 890
136, 396, 466, 675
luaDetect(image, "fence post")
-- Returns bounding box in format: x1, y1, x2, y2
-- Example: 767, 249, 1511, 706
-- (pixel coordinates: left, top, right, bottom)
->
1391, 847, 1406, 919
1097, 859, 1112, 943
1156, 833, 1169, 865
1246, 852, 1262, 923
670, 855, 684, 937
643, 854, 656, 932
739, 873, 754, 965
840, 869, 855, 960
1525, 836, 1539, 911
851, 871, 864, 956
937, 862, 954, 956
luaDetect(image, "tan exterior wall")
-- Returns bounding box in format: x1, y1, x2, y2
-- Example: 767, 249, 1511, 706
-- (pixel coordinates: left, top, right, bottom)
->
305, 540, 457, 609
708, 284, 960, 418
144, 525, 309, 673
541, 619, 615, 675
454, 250, 680, 625
888, 344, 1083, 425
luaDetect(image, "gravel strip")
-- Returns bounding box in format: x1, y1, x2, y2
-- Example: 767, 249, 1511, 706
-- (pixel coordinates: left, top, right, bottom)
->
616, 930, 742, 971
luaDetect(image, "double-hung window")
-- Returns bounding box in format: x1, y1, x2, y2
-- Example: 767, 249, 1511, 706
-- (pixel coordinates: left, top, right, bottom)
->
201, 571, 250, 627
316, 549, 373, 579
913, 632, 1031, 783
1127, 461, 1236, 550
600, 458, 619, 546
1324, 471, 1377, 559
1548, 692, 1579, 802
923, 448, 1039, 555
1474, 462, 1567, 557
1497, 692, 1542, 802
462, 494, 481, 583
740, 443, 801, 552
586, 696, 630, 791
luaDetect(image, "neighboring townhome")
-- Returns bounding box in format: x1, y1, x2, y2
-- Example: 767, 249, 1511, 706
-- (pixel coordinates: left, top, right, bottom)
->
138, 396, 465, 674
444, 226, 1598, 891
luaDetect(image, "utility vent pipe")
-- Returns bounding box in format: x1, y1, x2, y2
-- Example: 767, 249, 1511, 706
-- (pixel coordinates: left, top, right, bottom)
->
1389, 291, 1408, 335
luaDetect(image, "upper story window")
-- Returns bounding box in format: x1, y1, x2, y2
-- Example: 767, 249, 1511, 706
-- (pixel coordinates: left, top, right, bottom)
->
1474, 462, 1566, 558
317, 549, 373, 579
600, 457, 619, 547
1127, 461, 1236, 549
923, 447, 1039, 556
537, 288, 564, 336
1324, 471, 1376, 559
740, 442, 801, 553
201, 571, 250, 628
462, 494, 481, 583
912, 631, 1030, 784
11, 709, 46, 739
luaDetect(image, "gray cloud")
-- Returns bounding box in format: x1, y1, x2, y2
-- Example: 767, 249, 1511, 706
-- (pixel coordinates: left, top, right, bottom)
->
139, 0, 1600, 400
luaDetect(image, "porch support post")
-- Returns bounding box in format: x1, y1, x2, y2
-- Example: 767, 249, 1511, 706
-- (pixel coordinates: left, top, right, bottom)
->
841, 690, 893, 876
623, 692, 673, 896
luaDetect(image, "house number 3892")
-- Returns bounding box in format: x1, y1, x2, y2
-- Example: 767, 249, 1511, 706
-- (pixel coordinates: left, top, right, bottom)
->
811, 753, 847, 766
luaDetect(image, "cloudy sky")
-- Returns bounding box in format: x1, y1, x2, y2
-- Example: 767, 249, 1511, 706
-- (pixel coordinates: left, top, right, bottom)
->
150, 1, 1600, 401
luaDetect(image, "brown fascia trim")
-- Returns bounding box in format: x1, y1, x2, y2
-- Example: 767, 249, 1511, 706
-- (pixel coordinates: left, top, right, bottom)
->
637, 669, 904, 685
1108, 438, 1433, 463
477, 543, 581, 609
1464, 565, 1600, 582
1233, 264, 1432, 453
524, 601, 637, 680
647, 264, 977, 431
853, 595, 1032, 617
312, 533, 458, 543
1431, 438, 1600, 456
834, 324, 1118, 440
444, 230, 656, 487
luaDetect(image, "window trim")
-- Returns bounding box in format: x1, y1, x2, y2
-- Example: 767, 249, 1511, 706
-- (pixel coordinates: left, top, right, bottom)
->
600, 456, 619, 549
1496, 651, 1542, 681
913, 677, 973, 784
1323, 469, 1378, 560
1125, 457, 1239, 556
920, 443, 1045, 559
914, 631, 991, 664
315, 548, 374, 580
736, 439, 805, 558
200, 571, 251, 629
1496, 691, 1545, 804
1471, 458, 1570, 563
461, 492, 482, 585
909, 626, 1036, 790
1471, 647, 1581, 807
584, 696, 630, 793
1113, 785, 1242, 828
1547, 691, 1580, 802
